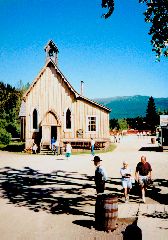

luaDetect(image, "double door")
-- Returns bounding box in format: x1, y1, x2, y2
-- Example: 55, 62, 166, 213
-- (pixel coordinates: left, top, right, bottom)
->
41, 126, 57, 146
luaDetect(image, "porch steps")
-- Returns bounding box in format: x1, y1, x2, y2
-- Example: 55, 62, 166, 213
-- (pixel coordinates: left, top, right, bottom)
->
39, 146, 54, 155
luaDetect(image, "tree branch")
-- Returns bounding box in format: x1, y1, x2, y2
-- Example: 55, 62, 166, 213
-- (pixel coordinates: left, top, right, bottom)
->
102, 0, 115, 19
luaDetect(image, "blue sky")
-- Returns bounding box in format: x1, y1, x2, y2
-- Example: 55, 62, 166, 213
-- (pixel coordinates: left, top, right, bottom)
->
0, 0, 167, 99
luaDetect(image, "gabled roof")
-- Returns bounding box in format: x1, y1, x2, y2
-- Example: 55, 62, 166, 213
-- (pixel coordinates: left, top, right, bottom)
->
22, 59, 111, 112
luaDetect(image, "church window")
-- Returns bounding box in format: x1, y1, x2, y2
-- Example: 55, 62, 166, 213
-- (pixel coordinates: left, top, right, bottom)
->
66, 108, 71, 129
33, 109, 38, 129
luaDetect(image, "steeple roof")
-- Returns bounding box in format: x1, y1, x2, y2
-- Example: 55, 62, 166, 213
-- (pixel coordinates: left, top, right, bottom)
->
44, 40, 59, 53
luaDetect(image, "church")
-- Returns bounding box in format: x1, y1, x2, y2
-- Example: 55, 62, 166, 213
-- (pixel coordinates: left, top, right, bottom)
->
19, 40, 111, 151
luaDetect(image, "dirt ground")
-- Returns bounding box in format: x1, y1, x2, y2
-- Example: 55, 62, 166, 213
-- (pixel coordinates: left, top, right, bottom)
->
0, 135, 167, 240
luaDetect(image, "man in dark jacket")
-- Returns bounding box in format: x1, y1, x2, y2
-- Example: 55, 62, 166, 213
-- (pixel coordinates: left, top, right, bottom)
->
92, 156, 107, 194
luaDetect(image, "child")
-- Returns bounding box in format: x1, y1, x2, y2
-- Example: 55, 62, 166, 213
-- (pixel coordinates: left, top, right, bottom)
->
65, 142, 72, 159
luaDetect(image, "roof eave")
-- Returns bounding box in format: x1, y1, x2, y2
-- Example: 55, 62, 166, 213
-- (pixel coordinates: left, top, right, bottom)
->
77, 95, 111, 112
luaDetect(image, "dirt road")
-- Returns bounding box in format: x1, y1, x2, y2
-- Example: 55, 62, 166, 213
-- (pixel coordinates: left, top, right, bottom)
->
0, 135, 167, 239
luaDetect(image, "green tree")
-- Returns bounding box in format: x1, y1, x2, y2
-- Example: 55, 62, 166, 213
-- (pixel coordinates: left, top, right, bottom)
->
0, 81, 23, 139
145, 96, 159, 132
158, 109, 168, 115
101, 0, 168, 60
118, 118, 128, 130
127, 116, 145, 130
109, 118, 119, 130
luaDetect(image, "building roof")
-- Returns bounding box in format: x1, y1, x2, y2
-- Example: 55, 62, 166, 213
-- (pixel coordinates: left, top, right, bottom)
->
22, 58, 111, 114
44, 39, 59, 53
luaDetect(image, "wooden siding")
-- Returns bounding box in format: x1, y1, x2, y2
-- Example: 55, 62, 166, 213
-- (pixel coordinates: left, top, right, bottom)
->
74, 99, 109, 140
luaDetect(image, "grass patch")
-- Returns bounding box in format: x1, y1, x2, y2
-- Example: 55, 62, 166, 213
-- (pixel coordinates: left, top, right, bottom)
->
0, 143, 6, 150
72, 143, 117, 155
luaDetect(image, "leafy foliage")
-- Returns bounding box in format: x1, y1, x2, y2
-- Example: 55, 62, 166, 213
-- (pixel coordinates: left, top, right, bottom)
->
118, 118, 128, 130
110, 118, 119, 130
127, 116, 146, 130
0, 81, 29, 144
110, 118, 129, 131
0, 82, 22, 140
102, 0, 114, 19
139, 0, 168, 59
0, 128, 11, 145
101, 0, 168, 59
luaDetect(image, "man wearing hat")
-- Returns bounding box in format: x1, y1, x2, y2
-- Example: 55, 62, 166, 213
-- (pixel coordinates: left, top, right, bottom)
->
93, 156, 107, 194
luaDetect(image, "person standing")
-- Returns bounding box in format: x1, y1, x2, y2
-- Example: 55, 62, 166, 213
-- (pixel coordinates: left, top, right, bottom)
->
91, 138, 95, 156
135, 156, 152, 203
65, 142, 72, 160
53, 139, 59, 155
120, 161, 132, 203
92, 156, 107, 194
51, 137, 56, 152
32, 143, 38, 154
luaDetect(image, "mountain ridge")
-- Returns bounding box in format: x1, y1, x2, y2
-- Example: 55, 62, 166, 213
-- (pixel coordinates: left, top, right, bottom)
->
94, 95, 168, 119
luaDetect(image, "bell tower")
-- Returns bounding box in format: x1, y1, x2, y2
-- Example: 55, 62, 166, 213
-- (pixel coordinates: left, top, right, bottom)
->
44, 40, 59, 65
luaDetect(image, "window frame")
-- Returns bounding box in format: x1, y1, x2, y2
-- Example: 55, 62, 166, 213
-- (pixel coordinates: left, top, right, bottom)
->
86, 115, 98, 133
31, 108, 39, 132
64, 108, 73, 132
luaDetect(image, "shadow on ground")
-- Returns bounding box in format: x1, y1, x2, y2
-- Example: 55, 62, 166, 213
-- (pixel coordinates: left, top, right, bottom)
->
122, 219, 142, 240
139, 146, 163, 152
0, 167, 167, 220
72, 217, 142, 240
145, 178, 168, 205
108, 178, 168, 205
0, 167, 96, 216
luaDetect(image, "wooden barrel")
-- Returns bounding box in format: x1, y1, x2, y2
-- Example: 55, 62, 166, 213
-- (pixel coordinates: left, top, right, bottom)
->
95, 194, 118, 231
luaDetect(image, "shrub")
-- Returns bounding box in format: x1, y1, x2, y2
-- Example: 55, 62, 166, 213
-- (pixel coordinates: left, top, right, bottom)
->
0, 128, 12, 145
6, 122, 20, 138
5, 142, 25, 152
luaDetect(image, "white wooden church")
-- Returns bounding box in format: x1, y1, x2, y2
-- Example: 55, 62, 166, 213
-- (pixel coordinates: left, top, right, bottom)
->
19, 40, 111, 151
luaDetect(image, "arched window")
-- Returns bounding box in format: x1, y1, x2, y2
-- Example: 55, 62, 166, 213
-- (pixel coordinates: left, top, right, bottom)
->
66, 108, 71, 129
33, 109, 38, 129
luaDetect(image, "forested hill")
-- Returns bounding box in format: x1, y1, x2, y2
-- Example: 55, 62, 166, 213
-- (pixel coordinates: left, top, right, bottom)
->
94, 95, 168, 119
